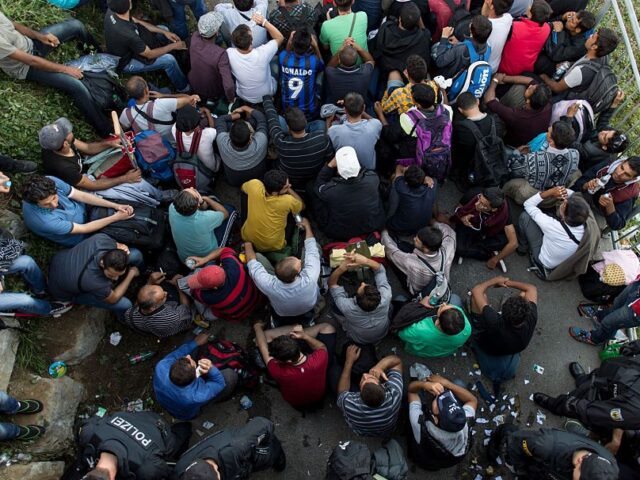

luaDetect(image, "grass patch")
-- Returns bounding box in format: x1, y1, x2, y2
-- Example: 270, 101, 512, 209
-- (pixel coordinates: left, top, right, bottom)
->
15, 318, 48, 375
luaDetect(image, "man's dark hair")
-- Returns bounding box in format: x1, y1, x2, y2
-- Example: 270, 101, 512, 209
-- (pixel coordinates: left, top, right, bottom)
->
285, 107, 307, 132
107, 0, 130, 14
626, 156, 640, 175
406, 55, 428, 83
274, 257, 299, 283
361, 382, 385, 407
530, 0, 552, 25
605, 130, 628, 153
169, 357, 196, 386
412, 83, 436, 109
292, 28, 312, 55
439, 308, 465, 335
550, 120, 576, 149
483, 187, 505, 209
501, 296, 535, 328
268, 335, 301, 362
233, 0, 253, 12
344, 92, 365, 117
356, 285, 381, 312
138, 292, 160, 313
101, 249, 128, 272
83, 469, 111, 480
595, 28, 619, 57
400, 3, 421, 30
405, 165, 426, 188
492, 0, 514, 16
20, 175, 56, 204
335, 0, 354, 12
456, 92, 478, 111
232, 24, 252, 50
576, 10, 596, 32
125, 76, 147, 100
564, 195, 590, 227
529, 84, 551, 110
470, 15, 492, 44
339, 45, 358, 67
417, 226, 443, 251
263, 169, 288, 194
173, 190, 199, 216
229, 120, 252, 148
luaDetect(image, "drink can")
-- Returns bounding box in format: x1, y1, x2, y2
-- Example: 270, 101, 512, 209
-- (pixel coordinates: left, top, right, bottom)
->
294, 214, 303, 224
49, 361, 67, 378
186, 258, 196, 269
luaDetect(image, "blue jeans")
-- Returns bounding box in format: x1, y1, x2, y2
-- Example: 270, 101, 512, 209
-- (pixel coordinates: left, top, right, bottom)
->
72, 248, 144, 318
170, 0, 207, 39
123, 53, 189, 91
590, 281, 640, 344
26, 19, 111, 137
0, 256, 51, 315
0, 391, 21, 441
472, 344, 521, 384
277, 116, 326, 133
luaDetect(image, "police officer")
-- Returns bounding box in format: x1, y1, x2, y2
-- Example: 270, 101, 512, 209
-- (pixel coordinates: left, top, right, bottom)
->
533, 340, 640, 432
64, 411, 191, 480
174, 416, 286, 479
489, 425, 619, 479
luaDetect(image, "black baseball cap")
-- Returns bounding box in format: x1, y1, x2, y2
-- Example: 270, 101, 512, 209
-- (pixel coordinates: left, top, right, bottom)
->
436, 390, 467, 432
580, 452, 619, 480
180, 459, 219, 480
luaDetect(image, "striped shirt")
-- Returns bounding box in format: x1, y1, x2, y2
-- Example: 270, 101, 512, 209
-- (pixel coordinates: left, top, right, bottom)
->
337, 370, 403, 437
279, 51, 324, 118
263, 96, 335, 190
123, 301, 193, 338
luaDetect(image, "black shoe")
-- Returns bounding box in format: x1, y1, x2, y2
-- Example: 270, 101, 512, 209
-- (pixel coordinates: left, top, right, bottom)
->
49, 301, 73, 317
15, 399, 43, 414
564, 419, 590, 437
0, 155, 36, 174
273, 449, 286, 472
16, 425, 45, 441
533, 392, 551, 409
569, 362, 585, 380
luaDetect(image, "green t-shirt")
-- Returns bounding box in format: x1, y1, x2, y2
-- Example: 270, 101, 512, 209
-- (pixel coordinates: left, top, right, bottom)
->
169, 205, 224, 262
398, 306, 471, 358
319, 11, 368, 60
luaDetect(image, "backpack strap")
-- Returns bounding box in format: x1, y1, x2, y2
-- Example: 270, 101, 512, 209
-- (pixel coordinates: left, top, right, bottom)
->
406, 109, 425, 137
189, 128, 203, 155
415, 251, 445, 274
133, 102, 175, 127
442, 0, 462, 14
348, 12, 357, 38
463, 116, 495, 141
560, 220, 581, 246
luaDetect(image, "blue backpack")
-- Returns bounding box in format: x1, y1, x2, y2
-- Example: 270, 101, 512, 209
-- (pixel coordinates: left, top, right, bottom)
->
134, 130, 175, 182
448, 40, 492, 102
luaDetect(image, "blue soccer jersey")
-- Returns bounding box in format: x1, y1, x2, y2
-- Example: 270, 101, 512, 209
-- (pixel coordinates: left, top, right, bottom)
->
279, 51, 324, 118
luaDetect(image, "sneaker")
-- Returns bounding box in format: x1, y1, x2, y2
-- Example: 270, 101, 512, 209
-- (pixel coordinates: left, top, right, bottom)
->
15, 399, 43, 414
577, 302, 603, 318
273, 449, 287, 472
564, 419, 590, 437
177, 83, 192, 94
0, 155, 37, 174
568, 327, 597, 346
49, 301, 73, 318
16, 425, 45, 441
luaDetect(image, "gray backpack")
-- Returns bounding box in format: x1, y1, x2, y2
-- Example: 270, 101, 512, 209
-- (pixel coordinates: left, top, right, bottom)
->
373, 440, 409, 480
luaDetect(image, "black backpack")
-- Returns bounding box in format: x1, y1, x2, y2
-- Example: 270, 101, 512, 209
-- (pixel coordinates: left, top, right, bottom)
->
443, 0, 473, 41
326, 441, 375, 480
464, 116, 509, 187
566, 62, 618, 114
89, 204, 167, 251
81, 71, 126, 112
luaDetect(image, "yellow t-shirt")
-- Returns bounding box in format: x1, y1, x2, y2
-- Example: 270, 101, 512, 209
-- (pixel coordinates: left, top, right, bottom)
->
241, 179, 303, 252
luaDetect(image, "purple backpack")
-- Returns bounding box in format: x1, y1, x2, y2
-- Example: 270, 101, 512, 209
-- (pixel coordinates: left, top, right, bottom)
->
400, 106, 452, 182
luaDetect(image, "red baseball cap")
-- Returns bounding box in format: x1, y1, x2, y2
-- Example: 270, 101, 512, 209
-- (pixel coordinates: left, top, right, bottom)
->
186, 266, 226, 290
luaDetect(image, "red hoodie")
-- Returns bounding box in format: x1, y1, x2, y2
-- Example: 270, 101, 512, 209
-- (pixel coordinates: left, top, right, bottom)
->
499, 18, 551, 75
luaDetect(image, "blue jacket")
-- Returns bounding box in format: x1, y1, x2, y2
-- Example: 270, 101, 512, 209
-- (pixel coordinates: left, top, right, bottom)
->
153, 340, 226, 420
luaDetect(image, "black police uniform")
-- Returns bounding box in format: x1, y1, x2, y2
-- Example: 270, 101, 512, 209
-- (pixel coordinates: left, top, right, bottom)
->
497, 427, 618, 479
173, 417, 284, 479
69, 411, 190, 480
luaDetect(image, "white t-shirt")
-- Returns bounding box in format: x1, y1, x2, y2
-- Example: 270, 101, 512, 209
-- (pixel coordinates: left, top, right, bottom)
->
563, 56, 601, 89
228, 40, 278, 104
120, 98, 177, 141
524, 192, 585, 269
488, 14, 513, 72
215, 0, 269, 48
171, 126, 219, 172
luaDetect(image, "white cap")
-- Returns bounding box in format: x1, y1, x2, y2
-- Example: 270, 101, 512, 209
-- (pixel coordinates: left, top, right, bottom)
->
335, 146, 360, 179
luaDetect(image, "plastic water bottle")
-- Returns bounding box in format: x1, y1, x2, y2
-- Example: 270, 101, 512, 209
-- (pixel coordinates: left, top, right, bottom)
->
240, 395, 253, 410
128, 351, 156, 365
429, 272, 448, 306
587, 174, 611, 195
553, 61, 571, 81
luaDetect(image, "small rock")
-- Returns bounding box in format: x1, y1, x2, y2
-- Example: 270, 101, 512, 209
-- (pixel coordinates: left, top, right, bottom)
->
0, 317, 20, 391
0, 209, 28, 239
54, 308, 108, 365
2, 461, 65, 480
